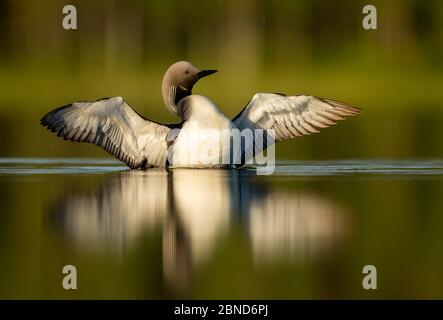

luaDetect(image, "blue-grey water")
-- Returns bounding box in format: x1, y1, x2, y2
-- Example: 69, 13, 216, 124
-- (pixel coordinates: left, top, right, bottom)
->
1, 158, 443, 299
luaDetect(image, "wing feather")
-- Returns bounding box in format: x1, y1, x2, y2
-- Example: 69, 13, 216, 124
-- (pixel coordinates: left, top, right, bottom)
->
41, 97, 174, 169
233, 93, 361, 162
234, 93, 360, 140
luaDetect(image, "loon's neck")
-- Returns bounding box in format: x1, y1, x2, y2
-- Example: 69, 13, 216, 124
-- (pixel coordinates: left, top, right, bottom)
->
162, 80, 192, 116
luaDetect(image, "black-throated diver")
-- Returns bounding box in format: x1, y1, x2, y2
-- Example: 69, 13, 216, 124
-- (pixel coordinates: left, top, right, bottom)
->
41, 61, 360, 169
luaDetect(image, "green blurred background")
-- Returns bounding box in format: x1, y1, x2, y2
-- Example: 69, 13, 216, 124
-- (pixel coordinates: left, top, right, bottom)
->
0, 0, 442, 159
1, 0, 443, 300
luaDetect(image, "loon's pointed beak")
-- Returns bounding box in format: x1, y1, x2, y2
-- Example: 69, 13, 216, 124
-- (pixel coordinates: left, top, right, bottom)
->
197, 69, 218, 79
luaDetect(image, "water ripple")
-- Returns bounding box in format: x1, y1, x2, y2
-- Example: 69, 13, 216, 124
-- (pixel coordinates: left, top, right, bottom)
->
0, 158, 443, 176
273, 159, 443, 176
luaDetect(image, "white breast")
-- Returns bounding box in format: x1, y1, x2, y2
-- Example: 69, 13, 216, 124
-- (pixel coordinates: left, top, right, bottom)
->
170, 95, 234, 168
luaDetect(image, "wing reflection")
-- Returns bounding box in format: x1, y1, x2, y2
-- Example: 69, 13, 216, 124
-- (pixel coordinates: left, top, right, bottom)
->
248, 190, 346, 263
50, 169, 348, 290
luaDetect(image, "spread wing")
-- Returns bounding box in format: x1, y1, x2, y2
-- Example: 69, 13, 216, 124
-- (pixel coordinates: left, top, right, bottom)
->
41, 97, 174, 169
232, 93, 361, 162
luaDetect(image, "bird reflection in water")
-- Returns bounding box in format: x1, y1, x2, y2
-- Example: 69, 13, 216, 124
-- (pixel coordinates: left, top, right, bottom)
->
50, 169, 348, 291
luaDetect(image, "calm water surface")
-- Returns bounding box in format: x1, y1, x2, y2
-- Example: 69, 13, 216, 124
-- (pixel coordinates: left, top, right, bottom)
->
1, 158, 443, 299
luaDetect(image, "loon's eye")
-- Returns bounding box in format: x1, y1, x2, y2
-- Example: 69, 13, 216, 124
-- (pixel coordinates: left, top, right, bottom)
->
185, 70, 190, 75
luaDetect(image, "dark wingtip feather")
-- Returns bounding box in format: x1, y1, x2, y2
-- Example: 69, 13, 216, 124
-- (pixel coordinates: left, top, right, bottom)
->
40, 103, 72, 128
319, 97, 362, 115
